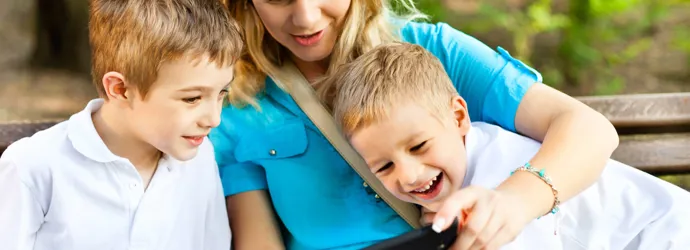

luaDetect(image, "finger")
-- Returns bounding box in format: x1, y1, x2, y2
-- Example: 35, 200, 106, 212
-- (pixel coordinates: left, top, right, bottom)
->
455, 198, 494, 250
432, 186, 484, 232
420, 210, 435, 226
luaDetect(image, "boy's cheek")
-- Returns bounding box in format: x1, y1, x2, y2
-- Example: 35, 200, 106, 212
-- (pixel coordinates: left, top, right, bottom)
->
382, 181, 412, 204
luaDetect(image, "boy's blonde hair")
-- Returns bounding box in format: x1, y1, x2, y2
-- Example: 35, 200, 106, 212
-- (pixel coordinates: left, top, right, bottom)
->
89, 0, 243, 99
320, 42, 458, 137
223, 0, 427, 107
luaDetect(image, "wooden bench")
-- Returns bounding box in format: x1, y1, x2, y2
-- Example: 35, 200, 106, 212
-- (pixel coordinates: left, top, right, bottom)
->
577, 92, 690, 175
1, 93, 689, 176
0, 120, 61, 155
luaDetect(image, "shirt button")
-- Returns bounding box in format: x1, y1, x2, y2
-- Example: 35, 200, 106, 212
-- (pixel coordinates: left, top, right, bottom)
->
363, 182, 368, 188
374, 194, 380, 199
130, 183, 138, 189
269, 149, 277, 156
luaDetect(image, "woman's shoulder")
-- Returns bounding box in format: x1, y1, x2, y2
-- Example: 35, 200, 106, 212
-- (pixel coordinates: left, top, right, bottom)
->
399, 21, 494, 60
399, 21, 467, 44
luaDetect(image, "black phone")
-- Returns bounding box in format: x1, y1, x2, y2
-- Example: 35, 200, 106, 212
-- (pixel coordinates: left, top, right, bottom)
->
363, 218, 459, 250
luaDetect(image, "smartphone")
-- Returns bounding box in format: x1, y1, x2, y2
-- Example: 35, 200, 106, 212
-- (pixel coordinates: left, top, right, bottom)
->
363, 218, 459, 250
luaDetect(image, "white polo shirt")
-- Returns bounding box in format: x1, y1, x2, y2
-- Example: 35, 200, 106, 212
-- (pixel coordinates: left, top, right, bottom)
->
0, 99, 231, 250
463, 122, 690, 250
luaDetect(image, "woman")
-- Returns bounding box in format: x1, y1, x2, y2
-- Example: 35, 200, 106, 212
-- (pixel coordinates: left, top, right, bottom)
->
210, 0, 619, 249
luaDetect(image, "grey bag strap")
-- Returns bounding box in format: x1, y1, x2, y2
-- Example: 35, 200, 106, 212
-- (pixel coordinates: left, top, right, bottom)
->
278, 62, 421, 229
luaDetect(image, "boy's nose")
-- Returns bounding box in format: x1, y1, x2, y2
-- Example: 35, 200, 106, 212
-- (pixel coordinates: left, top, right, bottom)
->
292, 0, 321, 29
200, 102, 222, 128
397, 162, 424, 188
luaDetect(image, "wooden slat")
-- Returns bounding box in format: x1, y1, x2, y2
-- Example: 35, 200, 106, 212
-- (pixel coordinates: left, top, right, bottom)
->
613, 133, 690, 175
577, 93, 690, 128
0, 121, 59, 155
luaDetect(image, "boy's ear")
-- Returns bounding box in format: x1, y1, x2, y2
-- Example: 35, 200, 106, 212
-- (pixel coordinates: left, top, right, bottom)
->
102, 72, 135, 104
450, 96, 471, 135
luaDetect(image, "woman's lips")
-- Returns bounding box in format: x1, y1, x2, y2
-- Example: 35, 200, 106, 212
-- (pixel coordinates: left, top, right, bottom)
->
293, 29, 325, 46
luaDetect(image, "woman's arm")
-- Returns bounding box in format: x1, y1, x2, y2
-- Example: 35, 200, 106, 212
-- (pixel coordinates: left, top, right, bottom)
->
208, 118, 285, 249
498, 83, 618, 218
432, 84, 618, 250
228, 191, 285, 250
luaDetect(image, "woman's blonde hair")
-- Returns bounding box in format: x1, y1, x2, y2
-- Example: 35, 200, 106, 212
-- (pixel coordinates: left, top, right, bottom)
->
223, 0, 427, 107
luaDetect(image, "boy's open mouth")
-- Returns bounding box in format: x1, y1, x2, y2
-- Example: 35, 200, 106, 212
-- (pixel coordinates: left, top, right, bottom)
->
410, 173, 443, 200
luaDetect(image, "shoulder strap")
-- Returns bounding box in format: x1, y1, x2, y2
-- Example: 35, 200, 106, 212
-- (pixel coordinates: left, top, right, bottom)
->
278, 62, 421, 229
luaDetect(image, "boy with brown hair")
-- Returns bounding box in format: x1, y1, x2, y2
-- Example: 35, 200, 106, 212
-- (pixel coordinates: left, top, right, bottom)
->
0, 0, 242, 249
321, 42, 690, 249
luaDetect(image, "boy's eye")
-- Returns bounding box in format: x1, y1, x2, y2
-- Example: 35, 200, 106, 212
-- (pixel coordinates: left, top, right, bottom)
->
410, 141, 427, 152
219, 89, 229, 98
183, 96, 201, 104
377, 162, 393, 173
265, 0, 289, 4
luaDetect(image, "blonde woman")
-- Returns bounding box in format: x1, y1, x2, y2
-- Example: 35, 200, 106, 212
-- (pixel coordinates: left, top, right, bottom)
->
210, 0, 619, 249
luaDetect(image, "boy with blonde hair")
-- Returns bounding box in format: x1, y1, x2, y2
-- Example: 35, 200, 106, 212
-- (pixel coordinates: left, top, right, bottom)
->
0, 0, 242, 249
321, 42, 690, 249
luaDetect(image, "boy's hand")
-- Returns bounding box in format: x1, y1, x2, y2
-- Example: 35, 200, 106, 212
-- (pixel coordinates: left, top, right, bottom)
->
431, 185, 534, 250
419, 206, 436, 226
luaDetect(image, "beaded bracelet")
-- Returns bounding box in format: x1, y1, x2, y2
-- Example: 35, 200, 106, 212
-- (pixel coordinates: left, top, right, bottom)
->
510, 162, 560, 218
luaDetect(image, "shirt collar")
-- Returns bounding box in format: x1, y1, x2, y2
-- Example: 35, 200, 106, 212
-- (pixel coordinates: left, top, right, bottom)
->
66, 99, 180, 171
461, 124, 482, 188
67, 99, 120, 163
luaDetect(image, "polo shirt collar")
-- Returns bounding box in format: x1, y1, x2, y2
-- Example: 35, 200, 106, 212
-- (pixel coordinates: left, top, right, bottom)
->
66, 99, 180, 171
67, 99, 120, 163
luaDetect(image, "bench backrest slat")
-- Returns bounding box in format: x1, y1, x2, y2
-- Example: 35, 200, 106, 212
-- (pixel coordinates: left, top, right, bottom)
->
614, 133, 690, 175
577, 93, 690, 129
0, 121, 60, 154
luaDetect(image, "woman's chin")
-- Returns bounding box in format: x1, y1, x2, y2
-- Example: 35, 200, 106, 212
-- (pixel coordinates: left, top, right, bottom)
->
289, 44, 333, 63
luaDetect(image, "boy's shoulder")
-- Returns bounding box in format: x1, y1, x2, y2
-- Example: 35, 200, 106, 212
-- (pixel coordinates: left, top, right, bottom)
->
1, 121, 72, 180
465, 122, 543, 186
471, 122, 540, 146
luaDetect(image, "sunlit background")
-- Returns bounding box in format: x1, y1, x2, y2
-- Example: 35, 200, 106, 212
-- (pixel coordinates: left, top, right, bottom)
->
1, 0, 688, 186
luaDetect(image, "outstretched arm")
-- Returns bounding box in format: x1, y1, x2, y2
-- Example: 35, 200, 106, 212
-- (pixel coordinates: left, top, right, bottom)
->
431, 84, 618, 250
502, 83, 618, 218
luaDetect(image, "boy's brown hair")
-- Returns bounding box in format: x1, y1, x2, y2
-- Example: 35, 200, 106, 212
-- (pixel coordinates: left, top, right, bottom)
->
318, 42, 459, 137
89, 0, 243, 99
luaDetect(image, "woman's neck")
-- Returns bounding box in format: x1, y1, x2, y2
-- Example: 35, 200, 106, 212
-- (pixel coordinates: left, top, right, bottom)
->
290, 54, 331, 84
92, 103, 161, 172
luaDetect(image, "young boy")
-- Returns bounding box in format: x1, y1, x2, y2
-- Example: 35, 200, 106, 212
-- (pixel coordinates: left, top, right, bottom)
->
0, 0, 242, 249
320, 42, 690, 249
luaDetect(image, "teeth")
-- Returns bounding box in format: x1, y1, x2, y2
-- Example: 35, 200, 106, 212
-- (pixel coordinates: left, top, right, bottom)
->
433, 176, 437, 181
413, 177, 437, 193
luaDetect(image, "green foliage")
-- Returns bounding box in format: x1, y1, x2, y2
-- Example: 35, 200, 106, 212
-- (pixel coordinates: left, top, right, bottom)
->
390, 0, 446, 23
414, 0, 689, 95
458, 0, 569, 64
659, 174, 690, 190
672, 27, 690, 58
412, 0, 447, 22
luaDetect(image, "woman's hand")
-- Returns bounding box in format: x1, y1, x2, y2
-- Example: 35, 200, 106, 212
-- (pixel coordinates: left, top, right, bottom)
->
430, 185, 536, 250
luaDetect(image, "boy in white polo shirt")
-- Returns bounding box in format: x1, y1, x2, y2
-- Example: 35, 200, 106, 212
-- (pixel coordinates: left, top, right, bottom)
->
0, 0, 241, 249
320, 42, 690, 249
